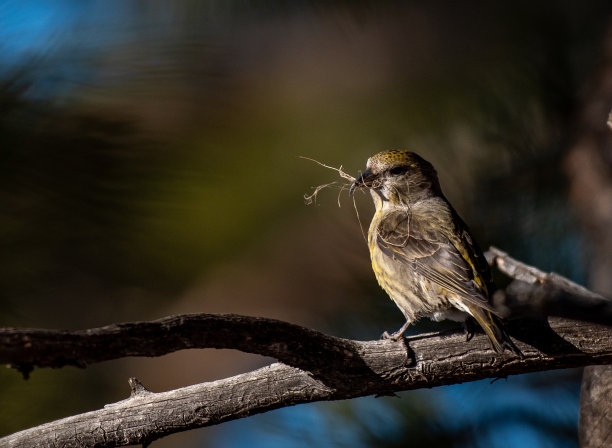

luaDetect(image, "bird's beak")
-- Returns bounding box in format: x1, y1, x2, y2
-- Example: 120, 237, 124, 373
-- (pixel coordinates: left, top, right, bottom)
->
349, 168, 376, 196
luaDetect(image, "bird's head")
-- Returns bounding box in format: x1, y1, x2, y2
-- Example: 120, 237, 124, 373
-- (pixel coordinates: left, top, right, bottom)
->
349, 150, 441, 205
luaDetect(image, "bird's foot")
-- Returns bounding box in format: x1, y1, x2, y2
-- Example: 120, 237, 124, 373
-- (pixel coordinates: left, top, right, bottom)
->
381, 330, 398, 340
463, 317, 478, 342
381, 320, 412, 341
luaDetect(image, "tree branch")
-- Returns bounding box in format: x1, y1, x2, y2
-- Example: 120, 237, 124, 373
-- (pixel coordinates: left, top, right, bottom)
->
0, 313, 374, 382
1, 247, 609, 377
486, 247, 612, 324
1, 247, 611, 447
579, 365, 612, 447
2, 316, 611, 447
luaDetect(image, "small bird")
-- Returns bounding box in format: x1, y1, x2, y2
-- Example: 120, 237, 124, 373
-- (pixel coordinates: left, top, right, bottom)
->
349, 150, 519, 354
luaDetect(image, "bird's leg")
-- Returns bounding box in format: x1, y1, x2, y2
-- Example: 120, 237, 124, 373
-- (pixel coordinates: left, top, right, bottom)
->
382, 319, 412, 341
463, 316, 478, 342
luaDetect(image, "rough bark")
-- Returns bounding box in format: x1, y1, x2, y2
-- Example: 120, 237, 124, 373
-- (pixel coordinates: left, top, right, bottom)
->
487, 247, 612, 324
1, 316, 611, 448
564, 19, 612, 448
1, 246, 609, 377
0, 248, 610, 447
580, 365, 612, 448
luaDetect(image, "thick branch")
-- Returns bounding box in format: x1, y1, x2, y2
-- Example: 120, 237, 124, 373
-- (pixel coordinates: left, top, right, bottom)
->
579, 365, 612, 447
486, 247, 612, 324
565, 19, 612, 448
2, 317, 611, 448
2, 247, 609, 377
0, 313, 369, 383
2, 248, 611, 447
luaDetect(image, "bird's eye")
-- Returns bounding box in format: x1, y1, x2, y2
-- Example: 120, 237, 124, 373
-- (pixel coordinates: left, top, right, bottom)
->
389, 166, 407, 175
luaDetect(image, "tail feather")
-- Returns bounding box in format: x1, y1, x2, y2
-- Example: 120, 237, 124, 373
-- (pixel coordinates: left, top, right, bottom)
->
466, 305, 522, 356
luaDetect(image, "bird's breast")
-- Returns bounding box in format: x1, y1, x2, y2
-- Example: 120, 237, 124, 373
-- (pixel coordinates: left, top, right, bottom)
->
366, 209, 454, 321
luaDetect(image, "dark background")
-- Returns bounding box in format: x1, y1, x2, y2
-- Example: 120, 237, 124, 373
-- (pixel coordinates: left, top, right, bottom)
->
1, 1, 611, 446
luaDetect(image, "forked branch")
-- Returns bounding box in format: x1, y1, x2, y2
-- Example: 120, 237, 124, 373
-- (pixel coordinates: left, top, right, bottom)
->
1, 248, 611, 447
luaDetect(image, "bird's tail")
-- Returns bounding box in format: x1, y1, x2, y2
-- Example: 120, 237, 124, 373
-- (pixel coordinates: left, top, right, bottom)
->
467, 305, 522, 356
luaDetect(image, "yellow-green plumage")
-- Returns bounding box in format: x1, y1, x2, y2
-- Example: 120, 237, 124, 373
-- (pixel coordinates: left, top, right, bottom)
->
351, 150, 519, 354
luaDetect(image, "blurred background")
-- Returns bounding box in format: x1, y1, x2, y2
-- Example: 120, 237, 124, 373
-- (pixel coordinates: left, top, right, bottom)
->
1, 1, 611, 447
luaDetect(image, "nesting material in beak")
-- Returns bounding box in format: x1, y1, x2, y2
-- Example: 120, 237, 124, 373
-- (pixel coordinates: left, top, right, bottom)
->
349, 168, 375, 195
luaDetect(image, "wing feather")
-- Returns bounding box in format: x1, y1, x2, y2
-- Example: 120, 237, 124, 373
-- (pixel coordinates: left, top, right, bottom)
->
376, 208, 497, 313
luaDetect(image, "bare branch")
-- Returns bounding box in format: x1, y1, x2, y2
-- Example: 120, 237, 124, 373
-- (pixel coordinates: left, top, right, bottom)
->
2, 317, 611, 448
580, 365, 612, 448
486, 247, 612, 324
1, 248, 611, 447
2, 247, 609, 376
0, 313, 394, 388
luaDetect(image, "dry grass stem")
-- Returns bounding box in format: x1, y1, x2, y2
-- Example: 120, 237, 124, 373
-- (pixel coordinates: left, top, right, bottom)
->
300, 156, 368, 243
299, 156, 356, 182
299, 156, 355, 206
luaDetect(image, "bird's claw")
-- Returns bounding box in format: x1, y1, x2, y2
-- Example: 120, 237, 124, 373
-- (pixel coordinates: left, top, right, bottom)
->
463, 318, 477, 342
381, 329, 404, 341
381, 320, 412, 341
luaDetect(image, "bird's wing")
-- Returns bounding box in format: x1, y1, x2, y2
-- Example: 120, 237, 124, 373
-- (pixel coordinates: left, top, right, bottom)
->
376, 209, 497, 313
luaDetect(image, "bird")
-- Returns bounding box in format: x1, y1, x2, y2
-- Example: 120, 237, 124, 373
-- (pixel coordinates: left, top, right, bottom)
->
349, 149, 520, 354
